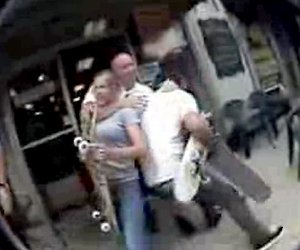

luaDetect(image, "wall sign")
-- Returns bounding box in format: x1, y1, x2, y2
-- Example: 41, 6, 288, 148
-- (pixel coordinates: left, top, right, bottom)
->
133, 4, 171, 42
198, 19, 244, 78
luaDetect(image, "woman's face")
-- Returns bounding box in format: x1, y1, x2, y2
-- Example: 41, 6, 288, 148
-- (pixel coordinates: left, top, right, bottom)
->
93, 73, 117, 106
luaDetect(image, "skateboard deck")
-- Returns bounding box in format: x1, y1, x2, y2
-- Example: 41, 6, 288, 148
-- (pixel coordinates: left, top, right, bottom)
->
207, 135, 272, 203
77, 103, 119, 233
174, 137, 208, 202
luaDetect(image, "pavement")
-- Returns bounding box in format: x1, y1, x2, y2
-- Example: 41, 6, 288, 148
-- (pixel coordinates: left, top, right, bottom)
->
55, 123, 300, 250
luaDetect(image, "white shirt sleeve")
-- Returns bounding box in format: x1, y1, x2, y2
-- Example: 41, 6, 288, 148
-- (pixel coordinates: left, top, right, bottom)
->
179, 91, 199, 120
136, 82, 153, 91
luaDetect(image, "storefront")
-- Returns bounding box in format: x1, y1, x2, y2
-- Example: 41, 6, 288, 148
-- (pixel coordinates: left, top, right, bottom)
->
3, 0, 296, 248
0, 2, 206, 248
247, 24, 282, 91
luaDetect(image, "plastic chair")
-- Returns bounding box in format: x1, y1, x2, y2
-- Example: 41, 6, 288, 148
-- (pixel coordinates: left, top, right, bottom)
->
222, 100, 253, 158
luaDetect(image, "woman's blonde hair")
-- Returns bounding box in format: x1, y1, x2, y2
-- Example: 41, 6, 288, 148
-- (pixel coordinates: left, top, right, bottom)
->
92, 70, 121, 97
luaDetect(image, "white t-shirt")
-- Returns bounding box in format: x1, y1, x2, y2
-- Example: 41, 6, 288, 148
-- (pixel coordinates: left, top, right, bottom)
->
123, 83, 153, 113
142, 88, 199, 187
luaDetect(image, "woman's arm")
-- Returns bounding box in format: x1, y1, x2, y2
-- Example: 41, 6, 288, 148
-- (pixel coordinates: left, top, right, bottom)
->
105, 124, 147, 161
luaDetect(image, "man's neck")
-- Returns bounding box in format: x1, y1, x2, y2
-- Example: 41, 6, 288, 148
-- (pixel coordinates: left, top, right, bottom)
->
124, 81, 136, 91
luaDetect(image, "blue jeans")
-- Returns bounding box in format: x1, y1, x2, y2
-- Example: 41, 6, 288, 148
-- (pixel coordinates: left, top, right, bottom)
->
111, 179, 151, 250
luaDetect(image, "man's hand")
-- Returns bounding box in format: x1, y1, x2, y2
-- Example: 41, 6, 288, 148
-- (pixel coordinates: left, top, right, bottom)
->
89, 144, 111, 162
182, 112, 213, 147
120, 95, 149, 110
120, 96, 140, 109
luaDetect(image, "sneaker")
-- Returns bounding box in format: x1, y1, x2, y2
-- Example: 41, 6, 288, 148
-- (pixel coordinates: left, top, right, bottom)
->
200, 203, 223, 229
206, 205, 222, 229
174, 215, 197, 236
254, 226, 284, 250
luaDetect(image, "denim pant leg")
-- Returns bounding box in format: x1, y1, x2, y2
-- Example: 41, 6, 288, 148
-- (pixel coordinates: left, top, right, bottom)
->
136, 167, 157, 231
193, 171, 271, 244
117, 180, 151, 250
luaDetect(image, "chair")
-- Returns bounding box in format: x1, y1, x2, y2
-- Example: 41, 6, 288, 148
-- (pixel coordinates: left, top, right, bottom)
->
247, 91, 277, 147
248, 89, 291, 140
222, 99, 254, 158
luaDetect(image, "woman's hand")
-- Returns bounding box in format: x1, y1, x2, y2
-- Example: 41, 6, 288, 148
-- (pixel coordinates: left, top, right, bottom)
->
93, 145, 114, 162
82, 101, 96, 114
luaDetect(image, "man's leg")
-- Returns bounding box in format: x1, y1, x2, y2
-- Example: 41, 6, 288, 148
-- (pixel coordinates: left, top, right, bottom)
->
195, 199, 222, 228
137, 166, 158, 232
193, 170, 282, 247
148, 180, 221, 234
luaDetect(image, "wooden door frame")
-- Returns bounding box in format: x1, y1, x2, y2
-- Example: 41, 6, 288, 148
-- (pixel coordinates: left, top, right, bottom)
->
0, 81, 67, 250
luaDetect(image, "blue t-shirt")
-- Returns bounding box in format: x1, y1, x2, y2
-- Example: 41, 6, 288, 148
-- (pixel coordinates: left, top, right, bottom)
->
95, 108, 140, 182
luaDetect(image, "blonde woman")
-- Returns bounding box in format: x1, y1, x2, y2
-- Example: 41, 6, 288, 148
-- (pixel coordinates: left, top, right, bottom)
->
85, 70, 150, 250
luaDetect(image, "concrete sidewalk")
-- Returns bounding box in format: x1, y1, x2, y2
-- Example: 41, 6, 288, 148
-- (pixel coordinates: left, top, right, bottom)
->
56, 128, 300, 250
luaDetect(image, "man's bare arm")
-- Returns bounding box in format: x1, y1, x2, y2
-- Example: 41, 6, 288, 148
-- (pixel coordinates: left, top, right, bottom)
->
182, 112, 213, 147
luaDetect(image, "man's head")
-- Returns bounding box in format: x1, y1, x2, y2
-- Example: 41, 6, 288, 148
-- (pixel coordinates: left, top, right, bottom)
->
110, 53, 137, 90
160, 49, 187, 89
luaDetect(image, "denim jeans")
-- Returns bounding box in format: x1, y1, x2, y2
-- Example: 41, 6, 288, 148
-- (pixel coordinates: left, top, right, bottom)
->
110, 179, 151, 250
136, 166, 157, 232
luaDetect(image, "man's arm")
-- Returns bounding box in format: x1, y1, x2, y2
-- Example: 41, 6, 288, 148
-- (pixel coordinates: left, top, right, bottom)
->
182, 112, 213, 147
178, 92, 213, 147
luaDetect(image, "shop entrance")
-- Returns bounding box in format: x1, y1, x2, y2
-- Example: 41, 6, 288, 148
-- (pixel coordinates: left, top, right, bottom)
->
8, 34, 133, 249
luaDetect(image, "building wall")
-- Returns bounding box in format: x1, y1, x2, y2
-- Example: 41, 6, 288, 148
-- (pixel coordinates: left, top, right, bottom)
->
183, 0, 255, 112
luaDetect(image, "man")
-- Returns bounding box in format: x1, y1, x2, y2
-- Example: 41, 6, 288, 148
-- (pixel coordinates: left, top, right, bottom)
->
141, 53, 283, 250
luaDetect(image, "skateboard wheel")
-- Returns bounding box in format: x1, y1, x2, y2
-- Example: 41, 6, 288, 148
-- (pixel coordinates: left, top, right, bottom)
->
78, 140, 89, 154
91, 210, 102, 220
74, 137, 83, 147
100, 222, 111, 233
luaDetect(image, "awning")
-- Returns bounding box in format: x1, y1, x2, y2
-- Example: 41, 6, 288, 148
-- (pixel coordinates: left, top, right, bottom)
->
0, 0, 192, 78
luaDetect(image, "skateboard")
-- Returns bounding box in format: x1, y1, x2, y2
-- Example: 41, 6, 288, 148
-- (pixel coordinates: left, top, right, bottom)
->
174, 134, 271, 203
74, 137, 119, 234
174, 137, 210, 203
75, 104, 119, 233
173, 112, 213, 203
206, 135, 272, 203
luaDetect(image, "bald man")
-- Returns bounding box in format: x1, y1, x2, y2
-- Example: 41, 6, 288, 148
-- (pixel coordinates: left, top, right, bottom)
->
82, 53, 152, 115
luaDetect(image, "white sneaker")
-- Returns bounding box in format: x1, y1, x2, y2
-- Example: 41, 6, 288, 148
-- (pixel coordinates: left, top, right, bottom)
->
254, 226, 284, 250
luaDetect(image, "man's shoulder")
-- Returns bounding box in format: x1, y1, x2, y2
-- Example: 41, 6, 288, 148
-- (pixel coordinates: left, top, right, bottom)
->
134, 83, 153, 93
172, 89, 196, 101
